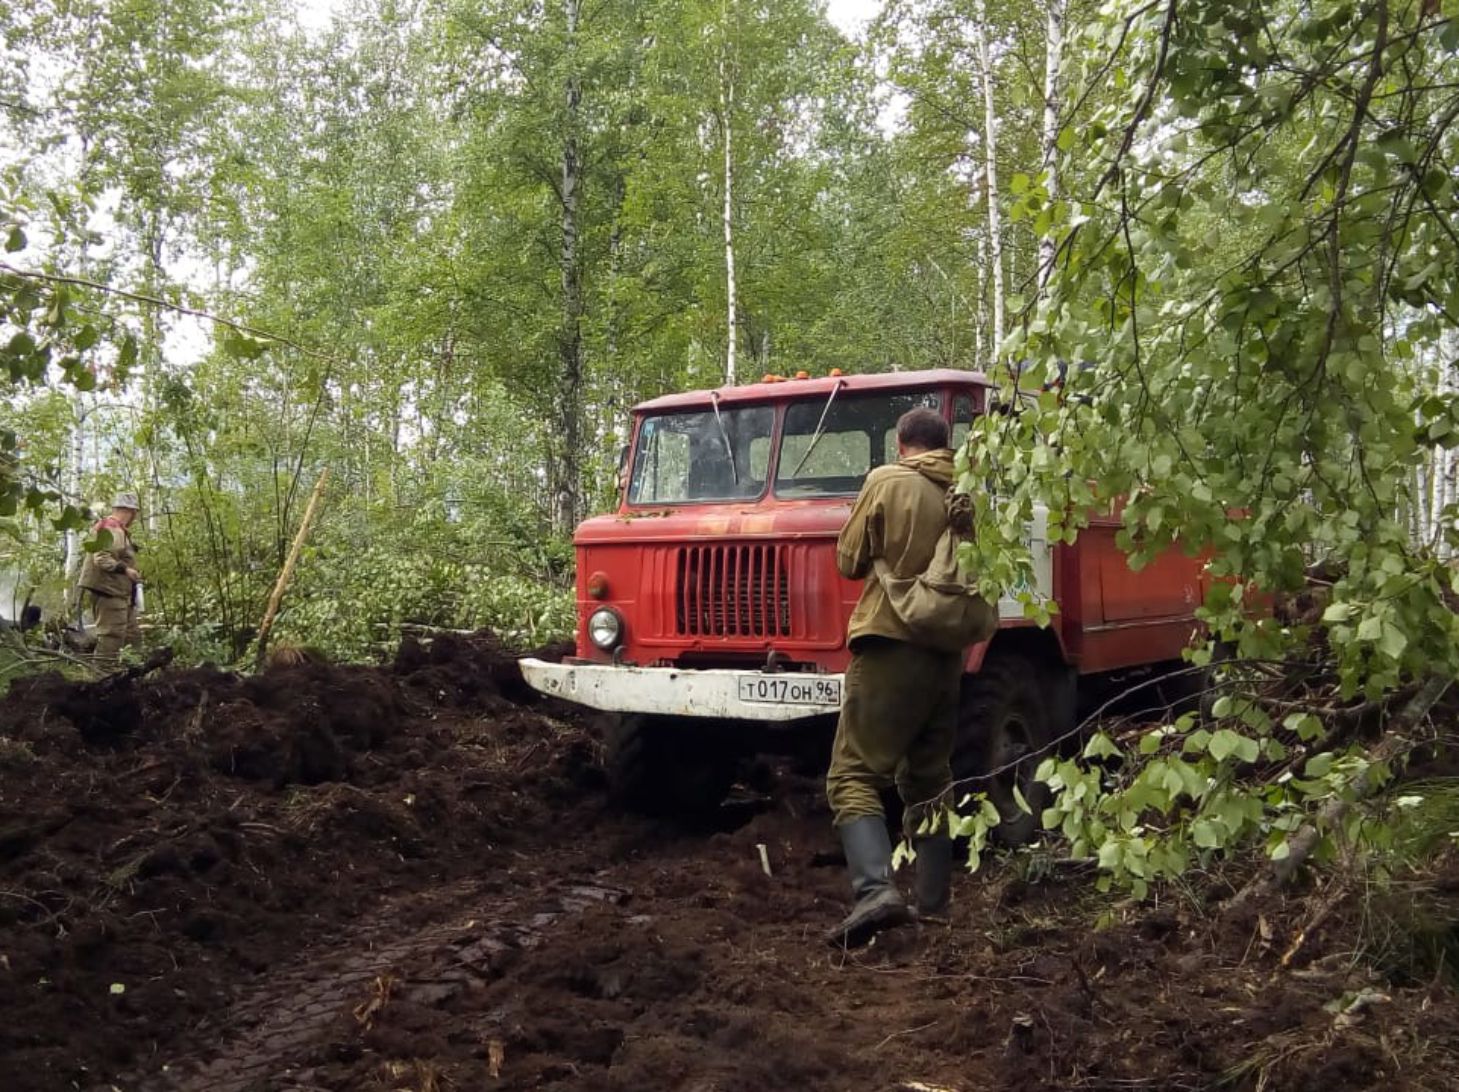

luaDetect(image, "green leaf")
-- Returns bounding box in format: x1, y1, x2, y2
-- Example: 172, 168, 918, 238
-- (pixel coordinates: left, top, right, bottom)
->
5, 225, 25, 252
1083, 732, 1121, 760
1191, 819, 1222, 848
1209, 728, 1256, 763
117, 335, 138, 374
1322, 602, 1356, 622
1182, 728, 1212, 755
222, 332, 270, 360
1097, 839, 1123, 871
1378, 622, 1407, 660
1012, 784, 1032, 815
979, 797, 1001, 827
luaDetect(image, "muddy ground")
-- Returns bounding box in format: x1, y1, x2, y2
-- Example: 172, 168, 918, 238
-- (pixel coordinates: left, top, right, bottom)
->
1, 633, 1457, 1092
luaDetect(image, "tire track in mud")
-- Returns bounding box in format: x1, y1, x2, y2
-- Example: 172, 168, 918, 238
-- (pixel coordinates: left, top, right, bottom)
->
137, 879, 628, 1092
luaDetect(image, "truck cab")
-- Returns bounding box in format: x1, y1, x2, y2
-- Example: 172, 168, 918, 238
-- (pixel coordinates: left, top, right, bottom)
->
520, 368, 1206, 827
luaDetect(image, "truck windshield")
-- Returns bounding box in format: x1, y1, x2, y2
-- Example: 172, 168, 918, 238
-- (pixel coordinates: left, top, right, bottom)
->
629, 405, 775, 503
776, 390, 942, 497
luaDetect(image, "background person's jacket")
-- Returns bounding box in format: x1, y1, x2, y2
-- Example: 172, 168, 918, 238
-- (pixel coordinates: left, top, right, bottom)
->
78, 517, 139, 600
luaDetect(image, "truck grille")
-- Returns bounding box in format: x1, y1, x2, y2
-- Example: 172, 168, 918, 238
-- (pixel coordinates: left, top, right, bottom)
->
675, 544, 791, 638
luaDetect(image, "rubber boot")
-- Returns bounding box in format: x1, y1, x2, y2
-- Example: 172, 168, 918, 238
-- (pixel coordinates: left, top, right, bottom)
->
825, 816, 913, 948
913, 834, 954, 918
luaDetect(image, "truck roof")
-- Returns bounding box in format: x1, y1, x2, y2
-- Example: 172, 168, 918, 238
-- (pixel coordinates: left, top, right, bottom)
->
633, 367, 993, 413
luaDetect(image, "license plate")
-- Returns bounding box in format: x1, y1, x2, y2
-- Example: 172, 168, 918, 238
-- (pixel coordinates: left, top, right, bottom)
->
738, 675, 842, 707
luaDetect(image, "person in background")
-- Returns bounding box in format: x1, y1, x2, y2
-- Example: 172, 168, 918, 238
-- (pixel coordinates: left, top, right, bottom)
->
77, 492, 144, 666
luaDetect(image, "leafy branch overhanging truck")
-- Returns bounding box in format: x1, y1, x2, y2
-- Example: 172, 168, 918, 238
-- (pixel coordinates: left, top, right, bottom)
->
520, 368, 1207, 834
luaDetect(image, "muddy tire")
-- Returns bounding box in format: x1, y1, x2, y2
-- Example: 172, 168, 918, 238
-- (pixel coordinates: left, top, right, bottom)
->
953, 654, 1071, 846
605, 714, 736, 817
1198, 639, 1238, 722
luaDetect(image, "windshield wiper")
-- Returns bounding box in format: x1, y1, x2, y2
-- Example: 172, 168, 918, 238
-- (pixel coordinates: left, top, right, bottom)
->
709, 390, 739, 486
788, 378, 846, 478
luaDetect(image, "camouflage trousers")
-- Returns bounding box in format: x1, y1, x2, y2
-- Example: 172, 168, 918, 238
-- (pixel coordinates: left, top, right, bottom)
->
90, 592, 141, 664
825, 637, 963, 831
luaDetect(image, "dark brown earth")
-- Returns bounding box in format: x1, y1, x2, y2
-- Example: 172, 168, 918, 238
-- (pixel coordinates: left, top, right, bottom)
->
1, 632, 1457, 1091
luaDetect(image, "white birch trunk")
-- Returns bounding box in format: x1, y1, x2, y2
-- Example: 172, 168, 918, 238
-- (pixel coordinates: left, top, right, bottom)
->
974, 0, 1006, 356
721, 50, 738, 385
64, 397, 87, 621
553, 0, 585, 531
1038, 0, 1065, 294
1439, 337, 1459, 555
974, 235, 986, 365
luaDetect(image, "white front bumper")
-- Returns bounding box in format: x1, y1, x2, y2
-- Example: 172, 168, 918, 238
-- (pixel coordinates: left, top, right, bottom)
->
518, 658, 845, 722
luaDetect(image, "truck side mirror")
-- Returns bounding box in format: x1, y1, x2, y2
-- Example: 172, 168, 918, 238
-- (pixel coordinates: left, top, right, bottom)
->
616, 444, 630, 492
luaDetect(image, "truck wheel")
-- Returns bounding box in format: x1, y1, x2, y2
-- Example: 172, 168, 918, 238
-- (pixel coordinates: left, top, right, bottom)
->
1198, 639, 1238, 722
953, 654, 1069, 846
604, 714, 736, 817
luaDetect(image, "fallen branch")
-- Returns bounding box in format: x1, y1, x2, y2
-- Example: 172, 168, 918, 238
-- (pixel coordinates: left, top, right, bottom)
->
1226, 674, 1451, 914
94, 647, 175, 691
1280, 874, 1352, 968
874, 1020, 938, 1051
255, 468, 329, 668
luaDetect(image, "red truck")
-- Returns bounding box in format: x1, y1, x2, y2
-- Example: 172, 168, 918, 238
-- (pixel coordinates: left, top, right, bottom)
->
520, 368, 1206, 833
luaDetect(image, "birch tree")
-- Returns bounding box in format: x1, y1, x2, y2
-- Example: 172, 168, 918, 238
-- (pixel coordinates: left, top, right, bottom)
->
719, 20, 738, 385
556, 0, 586, 529
1037, 0, 1065, 294
973, 0, 1006, 354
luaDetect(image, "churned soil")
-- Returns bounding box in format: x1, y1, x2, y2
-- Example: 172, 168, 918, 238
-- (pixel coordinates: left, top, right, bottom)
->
1, 633, 1457, 1092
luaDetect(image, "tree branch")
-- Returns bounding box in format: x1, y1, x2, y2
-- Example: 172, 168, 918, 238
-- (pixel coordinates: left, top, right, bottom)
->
1225, 672, 1450, 914
0, 263, 339, 365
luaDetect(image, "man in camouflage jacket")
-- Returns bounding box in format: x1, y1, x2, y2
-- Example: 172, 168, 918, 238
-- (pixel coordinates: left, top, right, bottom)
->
77, 492, 144, 665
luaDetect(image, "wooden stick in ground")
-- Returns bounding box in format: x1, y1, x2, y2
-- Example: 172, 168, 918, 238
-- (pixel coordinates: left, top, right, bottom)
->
255, 468, 330, 667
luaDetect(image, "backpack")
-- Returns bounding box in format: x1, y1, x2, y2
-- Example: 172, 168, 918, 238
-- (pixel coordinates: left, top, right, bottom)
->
872, 489, 998, 653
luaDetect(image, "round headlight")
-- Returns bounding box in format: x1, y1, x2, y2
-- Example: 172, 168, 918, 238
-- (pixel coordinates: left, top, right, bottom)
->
588, 607, 623, 650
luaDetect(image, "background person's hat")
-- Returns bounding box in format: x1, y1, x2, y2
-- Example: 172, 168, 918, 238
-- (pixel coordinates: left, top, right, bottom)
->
111, 492, 141, 510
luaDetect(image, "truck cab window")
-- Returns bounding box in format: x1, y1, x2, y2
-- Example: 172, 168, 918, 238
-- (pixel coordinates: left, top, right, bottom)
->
628, 406, 774, 504
951, 392, 976, 450
779, 390, 941, 497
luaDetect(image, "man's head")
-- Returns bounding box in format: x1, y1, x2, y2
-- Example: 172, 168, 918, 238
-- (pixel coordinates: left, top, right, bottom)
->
896, 407, 950, 457
111, 492, 140, 525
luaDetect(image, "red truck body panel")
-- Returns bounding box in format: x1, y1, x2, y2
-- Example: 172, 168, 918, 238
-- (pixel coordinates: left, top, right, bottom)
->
572, 370, 1205, 680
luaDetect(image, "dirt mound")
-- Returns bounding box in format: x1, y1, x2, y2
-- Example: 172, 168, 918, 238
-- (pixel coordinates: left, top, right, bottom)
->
3, 634, 1459, 1092
0, 631, 596, 1092
119, 761, 1459, 1092
285, 774, 1459, 1092
392, 631, 570, 712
